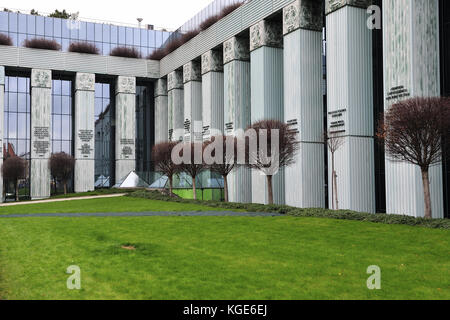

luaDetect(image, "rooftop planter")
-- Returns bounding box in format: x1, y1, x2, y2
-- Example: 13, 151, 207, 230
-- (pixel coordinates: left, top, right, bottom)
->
0, 33, 13, 46
110, 46, 142, 59
23, 38, 61, 51
68, 42, 99, 55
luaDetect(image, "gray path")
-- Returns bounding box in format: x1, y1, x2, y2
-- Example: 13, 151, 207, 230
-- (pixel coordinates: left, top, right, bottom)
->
0, 211, 281, 219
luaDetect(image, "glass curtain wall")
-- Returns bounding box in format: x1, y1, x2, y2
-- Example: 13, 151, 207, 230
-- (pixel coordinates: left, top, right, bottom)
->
3, 73, 31, 200
94, 81, 114, 188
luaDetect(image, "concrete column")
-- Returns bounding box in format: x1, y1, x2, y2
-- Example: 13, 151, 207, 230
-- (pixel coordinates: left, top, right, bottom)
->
223, 36, 252, 203
326, 0, 375, 213
383, 0, 443, 218
0, 66, 4, 202
30, 69, 52, 199
154, 78, 168, 143
167, 70, 184, 142
74, 73, 95, 193
283, 0, 325, 208
250, 19, 285, 205
115, 76, 136, 183
201, 50, 224, 141
183, 61, 202, 143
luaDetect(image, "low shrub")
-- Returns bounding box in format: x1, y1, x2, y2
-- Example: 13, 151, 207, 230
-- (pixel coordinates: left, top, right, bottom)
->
220, 2, 242, 18
147, 49, 165, 60
200, 15, 220, 31
127, 189, 450, 229
0, 33, 13, 46
110, 46, 141, 59
68, 42, 99, 54
23, 38, 61, 51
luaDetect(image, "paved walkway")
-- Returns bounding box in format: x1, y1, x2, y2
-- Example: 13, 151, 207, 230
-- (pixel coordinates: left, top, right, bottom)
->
0, 194, 127, 207
0, 211, 281, 218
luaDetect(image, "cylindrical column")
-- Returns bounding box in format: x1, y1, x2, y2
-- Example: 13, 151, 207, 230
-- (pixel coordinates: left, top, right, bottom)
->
30, 69, 52, 199
0, 66, 4, 202
183, 61, 202, 143
250, 19, 285, 205
223, 36, 252, 203
383, 0, 443, 218
167, 70, 184, 142
74, 73, 95, 193
283, 0, 325, 208
115, 76, 136, 183
154, 78, 168, 143
326, 0, 375, 213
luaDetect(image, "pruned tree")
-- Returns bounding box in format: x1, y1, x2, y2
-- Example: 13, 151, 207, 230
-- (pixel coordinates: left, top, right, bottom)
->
204, 135, 237, 202
324, 131, 344, 210
175, 142, 207, 200
377, 97, 450, 218
49, 152, 75, 195
245, 120, 299, 204
2, 156, 27, 201
152, 141, 180, 196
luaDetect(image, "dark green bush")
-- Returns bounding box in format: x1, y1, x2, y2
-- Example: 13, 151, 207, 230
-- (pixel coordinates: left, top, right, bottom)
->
127, 190, 450, 229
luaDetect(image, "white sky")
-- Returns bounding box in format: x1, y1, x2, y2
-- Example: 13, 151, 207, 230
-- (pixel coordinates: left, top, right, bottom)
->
1, 0, 214, 30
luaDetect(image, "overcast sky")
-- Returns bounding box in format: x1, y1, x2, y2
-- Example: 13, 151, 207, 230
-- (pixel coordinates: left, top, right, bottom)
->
1, 0, 214, 30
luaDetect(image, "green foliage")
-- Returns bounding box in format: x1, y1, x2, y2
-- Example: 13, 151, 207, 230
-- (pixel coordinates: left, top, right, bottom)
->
48, 9, 71, 19
128, 190, 450, 229
30, 9, 39, 16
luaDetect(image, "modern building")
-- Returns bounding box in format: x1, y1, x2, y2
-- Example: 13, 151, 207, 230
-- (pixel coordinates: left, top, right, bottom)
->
0, 0, 448, 219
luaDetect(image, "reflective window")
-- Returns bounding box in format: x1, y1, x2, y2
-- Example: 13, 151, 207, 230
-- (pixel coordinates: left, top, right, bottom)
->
51, 79, 73, 155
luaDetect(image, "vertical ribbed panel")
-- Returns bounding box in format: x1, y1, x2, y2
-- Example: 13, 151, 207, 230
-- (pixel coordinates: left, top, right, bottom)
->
250, 46, 285, 205
155, 95, 168, 143
284, 28, 325, 208
383, 0, 443, 218
168, 88, 184, 142
0, 72, 4, 202
224, 60, 252, 203
202, 72, 224, 139
326, 6, 375, 213
183, 81, 202, 142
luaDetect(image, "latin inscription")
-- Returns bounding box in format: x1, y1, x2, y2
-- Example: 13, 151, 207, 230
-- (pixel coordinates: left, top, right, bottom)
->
33, 127, 50, 157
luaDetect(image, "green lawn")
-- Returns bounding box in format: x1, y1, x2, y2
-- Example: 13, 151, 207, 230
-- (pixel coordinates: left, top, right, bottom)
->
0, 216, 448, 299
0, 197, 231, 215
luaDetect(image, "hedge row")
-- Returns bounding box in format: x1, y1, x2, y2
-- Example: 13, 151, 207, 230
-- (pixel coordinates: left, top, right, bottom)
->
127, 190, 450, 229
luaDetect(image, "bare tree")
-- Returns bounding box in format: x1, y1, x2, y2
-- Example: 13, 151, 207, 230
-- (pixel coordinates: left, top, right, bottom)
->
245, 120, 299, 204
377, 97, 450, 218
204, 135, 237, 202
176, 142, 207, 200
49, 152, 75, 195
2, 156, 27, 201
325, 131, 344, 210
152, 141, 180, 196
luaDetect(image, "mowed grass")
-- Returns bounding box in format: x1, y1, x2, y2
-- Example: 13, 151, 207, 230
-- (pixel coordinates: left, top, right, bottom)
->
0, 216, 448, 300
0, 196, 231, 215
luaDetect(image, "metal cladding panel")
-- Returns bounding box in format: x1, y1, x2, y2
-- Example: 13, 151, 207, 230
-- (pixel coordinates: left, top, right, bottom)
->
383, 0, 443, 218
155, 95, 169, 143
0, 45, 19, 66
20, 48, 66, 71
202, 72, 224, 139
328, 136, 375, 213
107, 56, 148, 77
215, 7, 244, 45
272, 0, 294, 12
169, 88, 184, 142
241, 0, 273, 29
183, 81, 202, 142
147, 61, 160, 78
65, 53, 108, 74
250, 46, 284, 205
284, 28, 324, 208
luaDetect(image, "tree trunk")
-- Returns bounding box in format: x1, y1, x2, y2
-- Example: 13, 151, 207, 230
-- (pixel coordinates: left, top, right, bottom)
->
266, 175, 274, 205
192, 176, 197, 200
168, 175, 173, 196
15, 180, 19, 202
63, 181, 67, 195
333, 170, 339, 210
421, 168, 432, 219
331, 152, 338, 210
223, 174, 228, 202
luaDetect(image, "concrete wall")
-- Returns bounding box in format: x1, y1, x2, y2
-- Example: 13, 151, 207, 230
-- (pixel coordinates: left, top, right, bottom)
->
183, 61, 202, 143
154, 79, 168, 143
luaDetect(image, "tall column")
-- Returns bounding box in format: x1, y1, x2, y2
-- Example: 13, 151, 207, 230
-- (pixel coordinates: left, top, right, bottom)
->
167, 70, 184, 142
250, 19, 285, 205
223, 36, 252, 203
115, 76, 136, 183
154, 78, 168, 143
283, 0, 325, 208
326, 0, 375, 213
30, 69, 52, 199
183, 61, 202, 143
0, 66, 4, 202
74, 73, 95, 193
383, 0, 443, 218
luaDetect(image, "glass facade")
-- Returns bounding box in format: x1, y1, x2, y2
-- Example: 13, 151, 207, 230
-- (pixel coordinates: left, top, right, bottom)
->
94, 82, 114, 188
51, 79, 73, 155
0, 11, 171, 57
135, 84, 154, 184
3, 73, 31, 199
